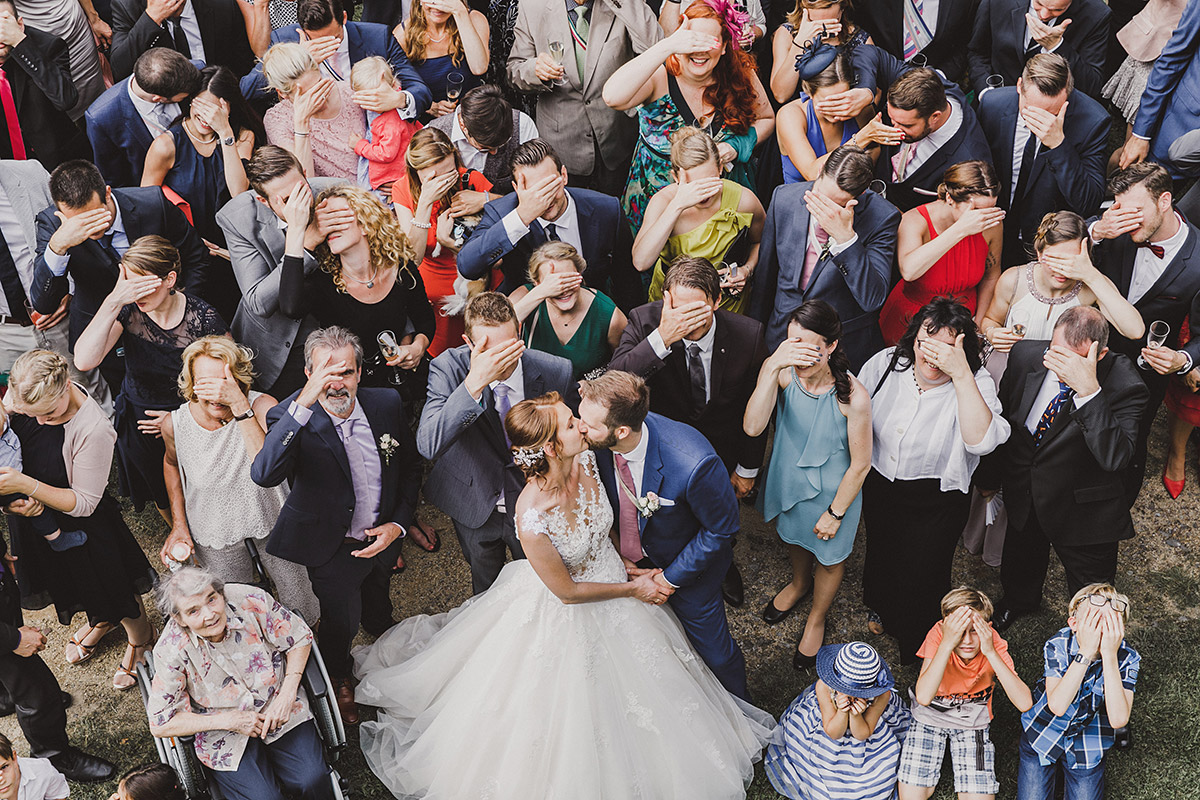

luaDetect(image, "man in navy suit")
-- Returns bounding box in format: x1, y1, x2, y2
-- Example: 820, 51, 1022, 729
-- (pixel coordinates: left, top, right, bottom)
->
856, 0, 980, 83
109, 0, 255, 81
580, 370, 749, 701
751, 144, 901, 370
977, 54, 1109, 267
239, 0, 429, 117
84, 48, 201, 189
251, 326, 421, 725
456, 139, 642, 311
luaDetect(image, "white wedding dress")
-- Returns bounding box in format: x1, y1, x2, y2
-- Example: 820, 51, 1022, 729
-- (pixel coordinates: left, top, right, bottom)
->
353, 450, 775, 799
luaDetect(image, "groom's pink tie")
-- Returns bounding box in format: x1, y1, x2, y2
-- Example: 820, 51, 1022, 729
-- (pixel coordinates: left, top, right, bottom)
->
614, 453, 643, 562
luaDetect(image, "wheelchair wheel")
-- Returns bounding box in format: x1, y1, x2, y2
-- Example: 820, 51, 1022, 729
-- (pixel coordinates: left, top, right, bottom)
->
169, 737, 209, 800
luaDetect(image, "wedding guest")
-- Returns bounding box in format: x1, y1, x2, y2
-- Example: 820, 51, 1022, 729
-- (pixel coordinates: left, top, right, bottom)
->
238, 0, 302, 59
348, 57, 421, 198
72, 236, 228, 520
426, 83, 539, 193
108, 764, 185, 800
768, 0, 871, 105
510, 241, 625, 380
0, 732, 68, 800
85, 48, 201, 189
764, 641, 912, 800
878, 160, 1004, 346
745, 300, 870, 668
854, 0, 976, 82
507, 0, 660, 195
602, 0, 774, 232
1162, 317, 1200, 498
146, 568, 335, 800
633, 127, 765, 316
857, 298, 1010, 662
13, 0, 107, 120
0, 350, 157, 692
394, 0, 488, 115
160, 336, 320, 624
659, 0, 765, 43
109, 0, 255, 81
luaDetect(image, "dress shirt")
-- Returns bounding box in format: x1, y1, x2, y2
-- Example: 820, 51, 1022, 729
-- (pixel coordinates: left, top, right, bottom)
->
808, 216, 858, 255
918, 0, 940, 37
174, 0, 206, 62
902, 97, 963, 178
14, 757, 69, 800
0, 189, 34, 315
1025, 3, 1064, 53
486, 359, 524, 511
128, 80, 179, 136
1011, 115, 1037, 204
1128, 210, 1188, 305
44, 196, 130, 277
501, 191, 582, 252
1023, 368, 1100, 434
619, 422, 650, 497
448, 109, 539, 172
858, 348, 1010, 493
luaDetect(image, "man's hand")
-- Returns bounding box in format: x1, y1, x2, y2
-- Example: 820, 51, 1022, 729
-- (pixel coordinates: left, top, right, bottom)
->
49, 207, 112, 254
138, 409, 170, 438
669, 177, 724, 212
731, 473, 755, 499
33, 294, 70, 331
1140, 343, 1188, 375
352, 82, 407, 113
302, 33, 341, 64
629, 570, 672, 604
1119, 137, 1150, 170
315, 197, 356, 238
1091, 201, 1143, 241
226, 710, 266, 738
1026, 13, 1071, 50
1022, 101, 1068, 150
464, 334, 525, 397
534, 52, 566, 83
813, 88, 873, 123
296, 351, 348, 408
656, 289, 711, 348
260, 684, 298, 736
145, 0, 185, 25
352, 522, 403, 558
13, 626, 45, 657
652, 572, 676, 595
0, 9, 26, 49
804, 190, 856, 243
514, 170, 564, 226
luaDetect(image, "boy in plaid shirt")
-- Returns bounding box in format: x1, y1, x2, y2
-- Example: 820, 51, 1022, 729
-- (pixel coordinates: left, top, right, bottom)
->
1018, 583, 1139, 800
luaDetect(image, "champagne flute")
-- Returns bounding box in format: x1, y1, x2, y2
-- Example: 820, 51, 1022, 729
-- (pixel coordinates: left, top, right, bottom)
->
446, 71, 464, 103
1138, 320, 1170, 369
378, 330, 406, 386
1009, 308, 1030, 338
986, 74, 1004, 90
548, 40, 567, 85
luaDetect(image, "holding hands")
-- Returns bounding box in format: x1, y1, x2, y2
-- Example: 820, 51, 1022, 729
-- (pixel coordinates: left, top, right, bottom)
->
627, 567, 673, 604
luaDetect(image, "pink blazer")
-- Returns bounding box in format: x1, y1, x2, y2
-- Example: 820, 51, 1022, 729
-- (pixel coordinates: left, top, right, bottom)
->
1118, 0, 1188, 62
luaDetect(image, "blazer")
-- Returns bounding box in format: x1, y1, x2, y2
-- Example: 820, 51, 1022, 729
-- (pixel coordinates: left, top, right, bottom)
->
251, 388, 421, 567
417, 346, 574, 529
750, 182, 901, 369
456, 187, 642, 311
1117, 0, 1186, 62
0, 160, 52, 306
110, 0, 255, 80
998, 339, 1146, 545
0, 27, 91, 170
507, 0, 661, 177
1132, 0, 1200, 177
856, 0, 981, 82
874, 90, 993, 213
85, 78, 156, 189
30, 186, 211, 344
978, 87, 1109, 266
593, 412, 740, 588
239, 21, 431, 115
607, 303, 769, 473
968, 0, 1110, 98
216, 178, 346, 390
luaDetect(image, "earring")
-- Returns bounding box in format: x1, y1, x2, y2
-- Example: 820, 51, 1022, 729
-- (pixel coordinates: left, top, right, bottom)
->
169, 288, 176, 295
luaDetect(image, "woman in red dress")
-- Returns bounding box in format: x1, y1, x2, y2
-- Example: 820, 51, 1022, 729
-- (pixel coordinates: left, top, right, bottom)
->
1163, 318, 1200, 497
878, 161, 1005, 346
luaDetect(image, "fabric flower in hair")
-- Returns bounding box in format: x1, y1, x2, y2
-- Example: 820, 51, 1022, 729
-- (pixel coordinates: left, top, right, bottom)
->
703, 0, 751, 49
794, 36, 838, 80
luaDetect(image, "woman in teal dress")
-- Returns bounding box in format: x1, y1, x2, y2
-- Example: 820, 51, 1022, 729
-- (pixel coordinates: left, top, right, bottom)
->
602, 0, 775, 233
745, 300, 872, 668
510, 241, 628, 380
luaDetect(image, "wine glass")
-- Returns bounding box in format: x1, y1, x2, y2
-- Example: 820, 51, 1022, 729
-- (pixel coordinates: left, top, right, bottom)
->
548, 40, 567, 85
378, 330, 406, 386
1138, 320, 1170, 369
986, 74, 1004, 90
446, 71, 464, 103
908, 53, 928, 68
868, 179, 887, 198
1009, 308, 1030, 338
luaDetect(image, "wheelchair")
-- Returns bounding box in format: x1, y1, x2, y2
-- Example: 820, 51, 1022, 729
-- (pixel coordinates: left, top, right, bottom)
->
135, 540, 350, 800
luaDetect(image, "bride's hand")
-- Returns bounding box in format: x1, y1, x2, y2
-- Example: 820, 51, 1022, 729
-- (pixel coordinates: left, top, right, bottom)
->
629, 571, 671, 605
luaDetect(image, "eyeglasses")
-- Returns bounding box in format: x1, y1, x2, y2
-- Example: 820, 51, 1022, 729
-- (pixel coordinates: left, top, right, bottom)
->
1083, 594, 1128, 614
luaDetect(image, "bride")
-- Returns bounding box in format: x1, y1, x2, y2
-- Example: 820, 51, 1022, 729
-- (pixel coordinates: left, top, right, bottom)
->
353, 391, 774, 799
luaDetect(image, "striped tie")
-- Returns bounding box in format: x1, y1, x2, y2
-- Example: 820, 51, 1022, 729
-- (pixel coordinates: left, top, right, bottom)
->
902, 0, 933, 61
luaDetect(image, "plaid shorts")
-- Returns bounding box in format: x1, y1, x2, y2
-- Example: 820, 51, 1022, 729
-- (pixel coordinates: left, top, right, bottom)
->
897, 720, 999, 795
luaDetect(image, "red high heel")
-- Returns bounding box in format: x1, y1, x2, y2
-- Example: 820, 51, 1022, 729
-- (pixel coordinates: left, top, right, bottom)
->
1163, 466, 1185, 499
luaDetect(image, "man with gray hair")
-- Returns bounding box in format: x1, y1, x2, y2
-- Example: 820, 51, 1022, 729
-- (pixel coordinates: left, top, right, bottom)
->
252, 326, 421, 725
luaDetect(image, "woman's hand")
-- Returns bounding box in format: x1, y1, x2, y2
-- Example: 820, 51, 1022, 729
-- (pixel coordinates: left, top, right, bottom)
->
138, 409, 170, 438
416, 170, 460, 213
4, 498, 42, 518
225, 710, 266, 738
669, 177, 724, 212
89, 15, 113, 49
718, 263, 747, 295
108, 264, 162, 308
629, 570, 672, 604
0, 466, 33, 496
919, 333, 973, 380
292, 77, 334, 129
160, 527, 195, 566
1041, 240, 1100, 285
854, 113, 903, 148
812, 511, 841, 541
448, 189, 488, 218
532, 270, 583, 301
987, 326, 1023, 353
192, 95, 234, 140
663, 17, 721, 56
202, 239, 231, 262
195, 364, 252, 414
386, 340, 426, 370
422, 0, 470, 17
846, 696, 869, 716
793, 9, 841, 46
950, 206, 1006, 238
716, 142, 737, 167
434, 208, 457, 250
260, 686, 298, 736
768, 337, 822, 372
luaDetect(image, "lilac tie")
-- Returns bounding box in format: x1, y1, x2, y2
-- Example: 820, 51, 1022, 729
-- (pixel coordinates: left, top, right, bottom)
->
614, 453, 643, 562
493, 384, 513, 448
341, 416, 382, 540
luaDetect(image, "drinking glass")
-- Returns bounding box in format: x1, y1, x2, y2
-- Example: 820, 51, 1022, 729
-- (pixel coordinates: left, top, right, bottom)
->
1138, 320, 1170, 369
378, 330, 406, 386
986, 74, 1004, 90
1009, 308, 1030, 338
548, 40, 567, 85
446, 71, 464, 102
868, 179, 887, 198
908, 53, 928, 68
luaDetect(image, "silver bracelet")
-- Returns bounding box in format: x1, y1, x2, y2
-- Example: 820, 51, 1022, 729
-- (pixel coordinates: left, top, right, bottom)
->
293, 130, 310, 137
29, 479, 40, 497
410, 220, 432, 230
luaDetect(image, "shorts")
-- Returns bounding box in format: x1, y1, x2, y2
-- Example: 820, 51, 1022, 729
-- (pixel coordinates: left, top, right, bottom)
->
897, 719, 999, 795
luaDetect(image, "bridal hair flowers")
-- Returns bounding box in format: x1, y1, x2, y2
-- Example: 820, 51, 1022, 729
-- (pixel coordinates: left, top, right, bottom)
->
512, 445, 547, 470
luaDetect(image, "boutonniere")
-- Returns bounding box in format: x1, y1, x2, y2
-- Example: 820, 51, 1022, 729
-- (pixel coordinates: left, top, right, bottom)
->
617, 480, 673, 518
378, 433, 398, 465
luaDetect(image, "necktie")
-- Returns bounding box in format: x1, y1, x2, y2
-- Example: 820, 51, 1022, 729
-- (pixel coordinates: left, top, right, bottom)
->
169, 19, 192, 58
544, 222, 560, 241
493, 383, 513, 448
0, 224, 30, 323
570, 4, 589, 81
613, 453, 643, 562
1137, 241, 1166, 259
902, 0, 932, 61
99, 233, 121, 266
893, 140, 919, 182
1012, 129, 1039, 204
1033, 380, 1074, 446
800, 224, 830, 290
341, 417, 374, 541
686, 342, 707, 413
0, 69, 25, 160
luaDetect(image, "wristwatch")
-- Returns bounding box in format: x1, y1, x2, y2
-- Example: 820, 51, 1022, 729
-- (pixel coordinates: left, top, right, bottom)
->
232, 407, 256, 422
221, 134, 236, 147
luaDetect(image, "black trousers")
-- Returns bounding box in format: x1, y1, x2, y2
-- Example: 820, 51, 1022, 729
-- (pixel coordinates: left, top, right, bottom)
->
1123, 372, 1167, 506
1000, 505, 1120, 614
0, 574, 68, 757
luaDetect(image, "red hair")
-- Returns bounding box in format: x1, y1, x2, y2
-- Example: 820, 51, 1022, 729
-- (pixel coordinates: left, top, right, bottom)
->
666, 0, 758, 134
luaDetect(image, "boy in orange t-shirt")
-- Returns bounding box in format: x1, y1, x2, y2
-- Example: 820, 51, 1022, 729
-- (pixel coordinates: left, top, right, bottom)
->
897, 588, 1033, 800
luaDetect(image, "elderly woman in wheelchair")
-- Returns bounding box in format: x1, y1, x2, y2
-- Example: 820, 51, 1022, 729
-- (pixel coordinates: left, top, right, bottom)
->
145, 568, 336, 800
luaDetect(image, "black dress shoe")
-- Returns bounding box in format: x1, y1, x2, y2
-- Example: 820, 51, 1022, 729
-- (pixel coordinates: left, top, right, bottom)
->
49, 747, 115, 782
761, 585, 813, 625
722, 561, 745, 608
992, 603, 1028, 633
0, 691, 70, 718
792, 647, 817, 670
60, 691, 72, 710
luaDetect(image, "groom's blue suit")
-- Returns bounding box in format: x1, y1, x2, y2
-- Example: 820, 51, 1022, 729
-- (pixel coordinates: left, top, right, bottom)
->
595, 412, 749, 700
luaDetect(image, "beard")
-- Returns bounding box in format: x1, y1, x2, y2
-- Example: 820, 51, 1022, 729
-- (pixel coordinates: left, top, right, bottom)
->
323, 387, 354, 416
584, 428, 619, 449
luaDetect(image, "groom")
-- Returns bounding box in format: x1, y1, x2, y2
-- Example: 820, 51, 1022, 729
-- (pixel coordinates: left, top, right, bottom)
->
579, 371, 749, 701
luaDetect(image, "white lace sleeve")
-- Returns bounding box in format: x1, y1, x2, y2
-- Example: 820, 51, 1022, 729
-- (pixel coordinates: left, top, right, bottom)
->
580, 449, 600, 480
516, 507, 549, 542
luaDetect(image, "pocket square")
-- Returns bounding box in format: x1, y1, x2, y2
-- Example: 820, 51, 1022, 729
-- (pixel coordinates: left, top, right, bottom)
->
657, 497, 676, 507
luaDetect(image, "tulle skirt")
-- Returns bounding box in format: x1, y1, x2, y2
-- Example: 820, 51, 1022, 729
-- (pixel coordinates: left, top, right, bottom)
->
353, 560, 775, 799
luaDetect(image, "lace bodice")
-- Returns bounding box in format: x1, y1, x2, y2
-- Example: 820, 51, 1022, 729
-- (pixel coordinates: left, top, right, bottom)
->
517, 451, 626, 583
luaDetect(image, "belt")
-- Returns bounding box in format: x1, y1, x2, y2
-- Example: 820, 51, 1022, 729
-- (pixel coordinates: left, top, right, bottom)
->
0, 314, 31, 327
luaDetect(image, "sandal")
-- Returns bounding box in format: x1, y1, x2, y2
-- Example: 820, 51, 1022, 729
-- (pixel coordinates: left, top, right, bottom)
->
112, 627, 156, 691
866, 609, 885, 636
410, 520, 440, 553
64, 622, 115, 665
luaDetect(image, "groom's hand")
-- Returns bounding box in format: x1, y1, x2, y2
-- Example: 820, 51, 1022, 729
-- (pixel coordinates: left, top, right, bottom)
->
652, 573, 676, 595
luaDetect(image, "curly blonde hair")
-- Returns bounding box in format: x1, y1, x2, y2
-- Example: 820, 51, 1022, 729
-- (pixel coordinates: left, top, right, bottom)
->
178, 335, 256, 403
401, 2, 468, 67
314, 186, 418, 294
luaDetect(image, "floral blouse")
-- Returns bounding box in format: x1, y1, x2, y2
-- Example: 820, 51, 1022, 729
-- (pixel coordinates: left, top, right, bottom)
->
147, 584, 314, 771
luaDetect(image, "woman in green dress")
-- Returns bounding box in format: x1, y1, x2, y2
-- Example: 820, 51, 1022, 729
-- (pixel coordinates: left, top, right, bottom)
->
632, 127, 766, 315
510, 241, 628, 380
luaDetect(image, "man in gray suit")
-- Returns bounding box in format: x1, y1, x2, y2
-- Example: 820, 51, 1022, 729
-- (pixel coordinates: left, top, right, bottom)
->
217, 146, 346, 398
0, 160, 110, 415
508, 0, 661, 196
418, 292, 575, 593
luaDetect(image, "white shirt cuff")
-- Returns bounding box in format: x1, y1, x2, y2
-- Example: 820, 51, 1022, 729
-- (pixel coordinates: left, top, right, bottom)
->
828, 233, 858, 255
1131, 133, 1151, 141
647, 329, 671, 360
288, 400, 314, 425
44, 247, 69, 277
1042, 41, 1062, 54
1088, 220, 1102, 245
1073, 388, 1100, 408
1180, 351, 1194, 374
734, 465, 759, 479
396, 91, 417, 120
501, 208, 530, 247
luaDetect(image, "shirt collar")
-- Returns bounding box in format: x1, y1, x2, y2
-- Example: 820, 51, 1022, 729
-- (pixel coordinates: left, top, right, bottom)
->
450, 111, 469, 145
925, 97, 963, 152
1152, 211, 1189, 253
539, 191, 576, 230
127, 80, 160, 118
329, 396, 366, 430
489, 358, 524, 394
683, 315, 717, 354
185, 598, 249, 649
621, 423, 650, 465
177, 0, 196, 21
106, 196, 125, 237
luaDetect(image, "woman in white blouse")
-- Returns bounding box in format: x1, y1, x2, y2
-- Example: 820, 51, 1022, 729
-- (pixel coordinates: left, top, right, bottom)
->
856, 297, 1011, 663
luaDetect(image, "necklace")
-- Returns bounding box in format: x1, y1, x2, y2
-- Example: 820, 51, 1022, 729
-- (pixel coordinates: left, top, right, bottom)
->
1026, 261, 1083, 306
346, 264, 380, 289
425, 27, 448, 43
183, 118, 218, 145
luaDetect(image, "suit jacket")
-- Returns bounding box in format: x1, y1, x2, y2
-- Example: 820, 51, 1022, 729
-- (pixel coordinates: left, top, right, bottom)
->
0, 27, 91, 170
875, 91, 993, 213
85, 78, 157, 189
456, 187, 642, 311
857, 0, 980, 82
0, 160, 53, 307
216, 178, 346, 390
608, 303, 768, 473
750, 182, 900, 370
507, 0, 661, 177
110, 0, 255, 80
30, 187, 211, 344
1132, 0, 1200, 177
239, 22, 431, 115
968, 0, 1110, 98
593, 413, 740, 588
251, 388, 421, 567
998, 339, 1146, 545
978, 87, 1109, 266
417, 346, 574, 529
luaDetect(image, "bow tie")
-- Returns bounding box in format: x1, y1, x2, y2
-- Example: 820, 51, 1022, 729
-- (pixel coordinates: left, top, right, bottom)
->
1137, 241, 1166, 259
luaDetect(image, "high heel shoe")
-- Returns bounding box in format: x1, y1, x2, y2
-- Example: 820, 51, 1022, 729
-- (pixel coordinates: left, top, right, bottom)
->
792, 646, 818, 670
761, 584, 813, 625
1163, 466, 1185, 500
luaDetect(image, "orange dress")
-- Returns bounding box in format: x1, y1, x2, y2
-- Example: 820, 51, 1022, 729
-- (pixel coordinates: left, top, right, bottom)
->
878, 204, 988, 345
